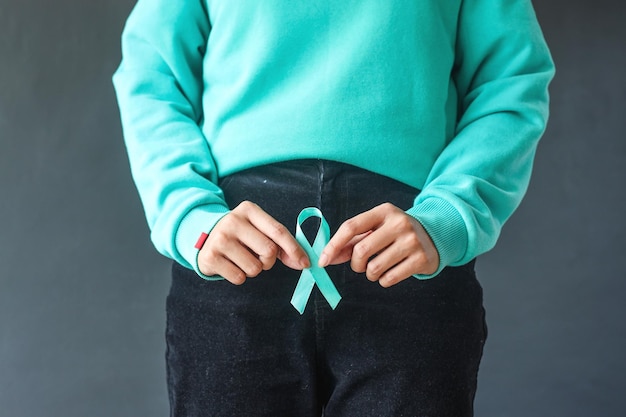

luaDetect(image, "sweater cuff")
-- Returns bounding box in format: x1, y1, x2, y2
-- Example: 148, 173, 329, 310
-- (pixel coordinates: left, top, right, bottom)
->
405, 197, 468, 280
175, 204, 230, 280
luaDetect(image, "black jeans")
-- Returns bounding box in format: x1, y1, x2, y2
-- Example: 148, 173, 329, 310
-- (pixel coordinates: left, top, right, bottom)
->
166, 160, 487, 417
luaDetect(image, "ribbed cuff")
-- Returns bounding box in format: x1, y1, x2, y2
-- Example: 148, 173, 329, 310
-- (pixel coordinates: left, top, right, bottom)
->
175, 204, 230, 280
405, 197, 468, 280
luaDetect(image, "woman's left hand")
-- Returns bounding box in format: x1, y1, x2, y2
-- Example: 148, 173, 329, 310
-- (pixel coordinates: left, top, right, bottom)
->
318, 203, 439, 287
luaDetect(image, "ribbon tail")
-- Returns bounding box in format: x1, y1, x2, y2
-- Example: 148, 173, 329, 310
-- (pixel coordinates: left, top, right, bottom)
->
311, 267, 342, 310
290, 269, 316, 315
319, 285, 342, 310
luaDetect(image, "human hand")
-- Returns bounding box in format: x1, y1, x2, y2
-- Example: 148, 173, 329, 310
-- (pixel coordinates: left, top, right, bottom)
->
197, 201, 310, 285
318, 203, 439, 287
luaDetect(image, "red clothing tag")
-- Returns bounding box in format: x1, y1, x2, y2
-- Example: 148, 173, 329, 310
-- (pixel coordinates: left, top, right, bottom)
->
194, 232, 209, 250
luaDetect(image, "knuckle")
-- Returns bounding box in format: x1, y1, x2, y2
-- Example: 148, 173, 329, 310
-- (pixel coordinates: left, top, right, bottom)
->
342, 219, 358, 235
261, 257, 277, 271
381, 271, 403, 287
405, 232, 421, 248
261, 240, 279, 258
236, 200, 256, 213
415, 250, 428, 266
210, 229, 226, 242
379, 275, 395, 288
198, 244, 219, 261
204, 251, 221, 264
351, 258, 367, 274
230, 271, 246, 285
353, 242, 371, 259
270, 222, 287, 238
367, 261, 383, 277
412, 252, 437, 275
365, 270, 378, 281
248, 262, 263, 277
393, 214, 413, 230
211, 232, 230, 248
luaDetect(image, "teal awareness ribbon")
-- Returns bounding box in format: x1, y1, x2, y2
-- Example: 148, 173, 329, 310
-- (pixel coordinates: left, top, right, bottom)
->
291, 207, 342, 314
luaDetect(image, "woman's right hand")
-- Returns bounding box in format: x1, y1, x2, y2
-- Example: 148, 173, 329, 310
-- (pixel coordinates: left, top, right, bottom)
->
197, 201, 310, 285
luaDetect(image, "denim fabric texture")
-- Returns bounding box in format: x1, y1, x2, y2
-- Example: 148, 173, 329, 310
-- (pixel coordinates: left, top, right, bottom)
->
166, 160, 487, 417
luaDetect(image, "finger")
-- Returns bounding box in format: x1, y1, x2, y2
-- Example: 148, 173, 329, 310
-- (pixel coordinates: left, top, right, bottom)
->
325, 247, 353, 266
319, 210, 384, 266
202, 255, 247, 286
364, 240, 411, 282
243, 203, 310, 269
201, 230, 264, 280
235, 226, 279, 271
224, 240, 265, 278
199, 215, 266, 279
324, 232, 372, 266
377, 256, 424, 288
349, 227, 396, 273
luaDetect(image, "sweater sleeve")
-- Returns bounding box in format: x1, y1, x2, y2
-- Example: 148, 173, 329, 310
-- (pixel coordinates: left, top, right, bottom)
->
406, 0, 555, 278
112, 0, 230, 277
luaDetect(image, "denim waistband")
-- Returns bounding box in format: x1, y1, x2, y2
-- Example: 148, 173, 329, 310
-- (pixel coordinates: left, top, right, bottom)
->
217, 159, 474, 272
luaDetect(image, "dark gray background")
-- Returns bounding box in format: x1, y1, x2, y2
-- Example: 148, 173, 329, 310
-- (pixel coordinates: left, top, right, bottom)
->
1, 0, 624, 415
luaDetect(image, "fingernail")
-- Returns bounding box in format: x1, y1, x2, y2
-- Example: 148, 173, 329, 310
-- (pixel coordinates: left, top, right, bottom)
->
318, 253, 328, 267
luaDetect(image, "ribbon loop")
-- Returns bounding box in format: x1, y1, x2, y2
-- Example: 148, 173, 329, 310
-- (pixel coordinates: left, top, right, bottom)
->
290, 207, 342, 314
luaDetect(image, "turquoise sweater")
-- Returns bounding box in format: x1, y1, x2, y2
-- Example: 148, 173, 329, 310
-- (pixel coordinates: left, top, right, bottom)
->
113, 0, 554, 279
